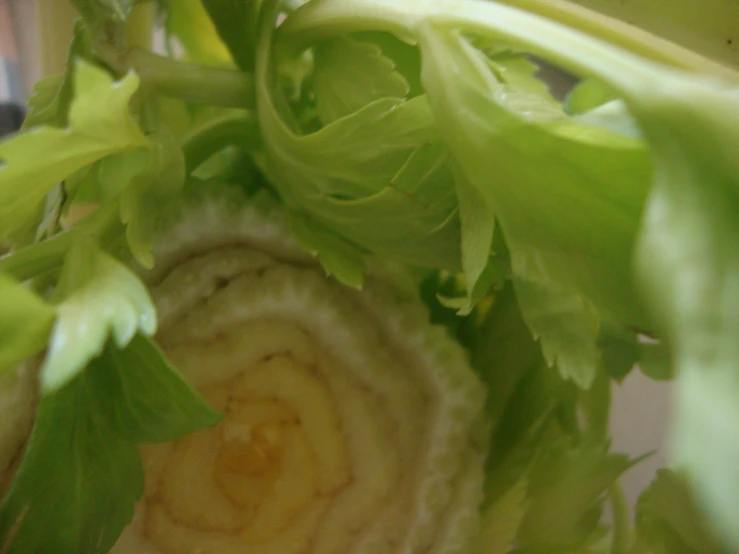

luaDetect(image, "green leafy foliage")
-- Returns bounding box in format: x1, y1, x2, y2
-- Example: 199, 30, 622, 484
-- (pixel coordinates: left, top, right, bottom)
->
513, 277, 604, 388
454, 169, 499, 313
200, 0, 262, 70
289, 211, 367, 287
475, 477, 527, 554
181, 112, 261, 174
34, 184, 67, 243
597, 329, 638, 382
473, 295, 581, 508
482, 360, 576, 506
86, 334, 223, 443
632, 73, 739, 549
40, 237, 156, 393
120, 132, 187, 267
631, 469, 723, 553
418, 26, 651, 387
0, 61, 147, 241
61, 130, 186, 268
0, 335, 221, 553
255, 5, 462, 284
0, 274, 56, 374
1, 0, 739, 551
312, 35, 410, 124
351, 31, 424, 98
637, 341, 673, 381
0, 374, 143, 554
0, 200, 126, 284
577, 370, 613, 438
163, 0, 233, 66
564, 79, 618, 115
471, 284, 542, 431
23, 20, 92, 130
469, 287, 628, 551
418, 270, 484, 350
67, 149, 151, 204
516, 438, 633, 551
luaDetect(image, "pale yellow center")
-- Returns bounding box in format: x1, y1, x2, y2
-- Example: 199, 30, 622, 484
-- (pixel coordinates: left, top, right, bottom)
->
213, 401, 294, 518
138, 346, 355, 553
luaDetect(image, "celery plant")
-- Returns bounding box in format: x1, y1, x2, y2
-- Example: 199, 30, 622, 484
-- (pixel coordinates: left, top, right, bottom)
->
0, 0, 737, 553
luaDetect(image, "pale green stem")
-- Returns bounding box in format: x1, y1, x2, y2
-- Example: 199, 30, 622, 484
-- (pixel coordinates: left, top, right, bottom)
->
609, 482, 632, 554
124, 2, 155, 51
98, 47, 255, 109
0, 203, 123, 282
182, 114, 261, 173
278, 0, 739, 87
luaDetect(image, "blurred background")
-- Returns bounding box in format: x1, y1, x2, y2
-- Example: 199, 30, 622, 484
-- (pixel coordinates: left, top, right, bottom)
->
0, 0, 673, 508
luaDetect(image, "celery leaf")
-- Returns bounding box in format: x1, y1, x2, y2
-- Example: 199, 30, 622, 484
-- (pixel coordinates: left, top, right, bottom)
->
0, 369, 143, 554
164, 0, 233, 66
419, 25, 651, 386
256, 6, 461, 283
0, 335, 220, 553
68, 149, 151, 204
516, 438, 633, 550
0, 273, 56, 374
119, 131, 186, 268
0, 61, 147, 240
312, 35, 410, 124
23, 20, 92, 130
475, 477, 528, 554
564, 79, 618, 115
200, 0, 261, 70
90, 334, 223, 443
631, 469, 723, 553
289, 211, 367, 288
40, 237, 156, 393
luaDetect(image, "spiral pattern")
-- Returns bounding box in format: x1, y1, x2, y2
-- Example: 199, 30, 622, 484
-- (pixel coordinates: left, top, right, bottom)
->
112, 199, 487, 554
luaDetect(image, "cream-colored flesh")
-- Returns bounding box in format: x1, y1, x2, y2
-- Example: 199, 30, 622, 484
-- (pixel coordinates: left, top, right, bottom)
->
112, 243, 485, 554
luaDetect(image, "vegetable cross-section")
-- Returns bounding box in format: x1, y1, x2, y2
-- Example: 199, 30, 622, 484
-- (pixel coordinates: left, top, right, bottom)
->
112, 196, 487, 554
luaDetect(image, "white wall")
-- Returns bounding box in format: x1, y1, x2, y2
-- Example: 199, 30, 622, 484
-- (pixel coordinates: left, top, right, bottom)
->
610, 372, 671, 505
